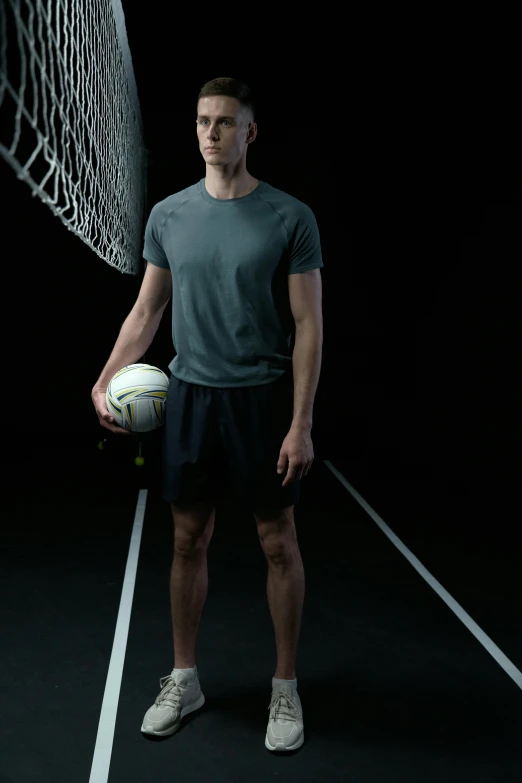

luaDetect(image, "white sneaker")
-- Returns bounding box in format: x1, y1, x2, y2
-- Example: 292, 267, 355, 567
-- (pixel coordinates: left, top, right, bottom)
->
141, 668, 205, 737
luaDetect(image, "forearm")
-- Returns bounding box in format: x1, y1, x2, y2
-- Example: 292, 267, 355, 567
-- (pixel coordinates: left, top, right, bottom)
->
291, 323, 323, 431
93, 306, 163, 390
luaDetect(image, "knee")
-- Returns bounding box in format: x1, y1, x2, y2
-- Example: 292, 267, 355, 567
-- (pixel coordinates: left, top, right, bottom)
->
261, 534, 296, 563
173, 507, 215, 557
174, 531, 209, 557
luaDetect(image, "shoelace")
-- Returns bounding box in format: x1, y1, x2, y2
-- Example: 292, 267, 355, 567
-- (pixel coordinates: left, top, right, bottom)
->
268, 690, 299, 721
154, 676, 186, 709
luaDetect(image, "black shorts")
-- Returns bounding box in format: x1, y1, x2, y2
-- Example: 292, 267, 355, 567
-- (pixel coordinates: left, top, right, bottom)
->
161, 371, 300, 511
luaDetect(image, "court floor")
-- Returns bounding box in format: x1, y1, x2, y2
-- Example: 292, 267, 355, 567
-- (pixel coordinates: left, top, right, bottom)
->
2, 441, 521, 783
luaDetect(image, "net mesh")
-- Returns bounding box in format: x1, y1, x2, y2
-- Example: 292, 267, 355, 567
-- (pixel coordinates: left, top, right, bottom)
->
0, 0, 147, 276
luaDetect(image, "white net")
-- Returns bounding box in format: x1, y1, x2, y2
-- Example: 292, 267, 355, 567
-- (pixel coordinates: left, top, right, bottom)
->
0, 0, 147, 275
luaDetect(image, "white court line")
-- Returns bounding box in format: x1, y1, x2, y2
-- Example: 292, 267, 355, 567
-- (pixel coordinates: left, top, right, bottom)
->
89, 488, 148, 783
323, 460, 522, 690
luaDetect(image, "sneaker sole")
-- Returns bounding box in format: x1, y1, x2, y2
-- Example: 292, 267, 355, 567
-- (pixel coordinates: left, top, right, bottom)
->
141, 691, 205, 737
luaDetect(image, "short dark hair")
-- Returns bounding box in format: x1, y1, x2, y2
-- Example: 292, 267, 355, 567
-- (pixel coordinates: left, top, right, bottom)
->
197, 77, 255, 123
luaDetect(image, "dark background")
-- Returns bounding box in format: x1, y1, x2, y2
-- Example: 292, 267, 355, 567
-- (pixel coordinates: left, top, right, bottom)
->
2, 18, 520, 504
2, 12, 522, 782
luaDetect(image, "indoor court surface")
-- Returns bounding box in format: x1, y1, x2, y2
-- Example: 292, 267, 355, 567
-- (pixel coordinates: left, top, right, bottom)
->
2, 442, 521, 783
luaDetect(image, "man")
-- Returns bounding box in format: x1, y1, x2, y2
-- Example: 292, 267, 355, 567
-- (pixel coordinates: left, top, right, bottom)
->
94, 76, 323, 752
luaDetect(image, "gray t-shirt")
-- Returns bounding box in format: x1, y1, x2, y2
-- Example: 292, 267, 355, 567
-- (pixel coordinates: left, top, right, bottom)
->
142, 177, 323, 388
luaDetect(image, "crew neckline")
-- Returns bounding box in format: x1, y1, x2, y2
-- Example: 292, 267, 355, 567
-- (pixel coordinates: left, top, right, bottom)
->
199, 178, 264, 205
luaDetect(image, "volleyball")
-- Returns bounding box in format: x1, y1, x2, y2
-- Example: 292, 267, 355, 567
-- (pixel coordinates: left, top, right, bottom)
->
106, 364, 169, 433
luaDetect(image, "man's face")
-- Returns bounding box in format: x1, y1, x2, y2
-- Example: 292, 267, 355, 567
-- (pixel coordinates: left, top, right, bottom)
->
196, 95, 255, 166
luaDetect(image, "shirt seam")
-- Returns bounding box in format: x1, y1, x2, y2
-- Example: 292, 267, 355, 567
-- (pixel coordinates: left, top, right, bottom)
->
157, 191, 201, 250
251, 190, 291, 246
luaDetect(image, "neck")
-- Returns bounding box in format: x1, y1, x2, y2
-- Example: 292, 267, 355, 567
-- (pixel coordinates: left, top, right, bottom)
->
204, 164, 259, 200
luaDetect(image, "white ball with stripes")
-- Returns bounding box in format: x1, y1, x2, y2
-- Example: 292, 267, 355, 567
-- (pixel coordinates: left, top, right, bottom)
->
106, 364, 169, 433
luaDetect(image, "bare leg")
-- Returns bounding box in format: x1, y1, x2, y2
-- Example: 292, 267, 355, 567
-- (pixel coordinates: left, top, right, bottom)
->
170, 550, 208, 669
266, 548, 306, 681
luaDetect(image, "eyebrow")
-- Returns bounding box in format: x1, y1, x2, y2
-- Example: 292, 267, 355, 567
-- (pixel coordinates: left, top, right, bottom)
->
197, 115, 236, 121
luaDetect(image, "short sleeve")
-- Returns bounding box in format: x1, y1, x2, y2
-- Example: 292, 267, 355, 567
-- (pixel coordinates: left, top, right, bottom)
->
142, 205, 169, 268
288, 204, 323, 274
